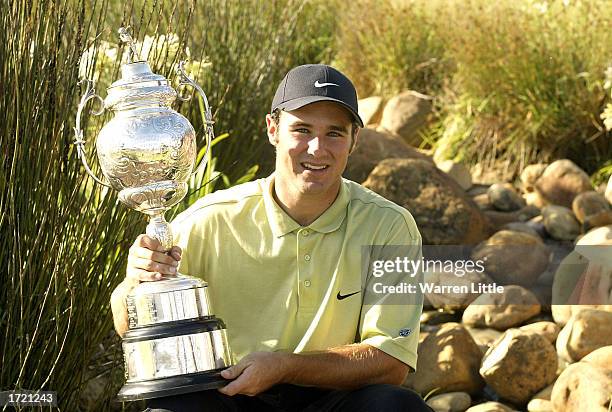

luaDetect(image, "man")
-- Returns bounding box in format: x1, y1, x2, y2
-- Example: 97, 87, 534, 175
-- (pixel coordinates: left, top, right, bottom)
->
111, 64, 431, 411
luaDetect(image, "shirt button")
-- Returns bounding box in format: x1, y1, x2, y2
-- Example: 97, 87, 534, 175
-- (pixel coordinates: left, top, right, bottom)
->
302, 230, 310, 236
304, 254, 311, 261
304, 280, 311, 287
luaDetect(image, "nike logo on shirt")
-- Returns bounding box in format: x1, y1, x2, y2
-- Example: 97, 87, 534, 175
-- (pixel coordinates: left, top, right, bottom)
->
337, 290, 360, 300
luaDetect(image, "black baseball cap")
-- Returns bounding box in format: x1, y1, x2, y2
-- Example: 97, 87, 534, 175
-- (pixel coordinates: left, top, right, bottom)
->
271, 64, 364, 127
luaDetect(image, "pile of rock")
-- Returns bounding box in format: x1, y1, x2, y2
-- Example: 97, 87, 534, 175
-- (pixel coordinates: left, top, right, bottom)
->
350, 91, 612, 412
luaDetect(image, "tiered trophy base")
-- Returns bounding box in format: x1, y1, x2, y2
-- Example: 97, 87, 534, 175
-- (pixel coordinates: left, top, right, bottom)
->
117, 369, 228, 401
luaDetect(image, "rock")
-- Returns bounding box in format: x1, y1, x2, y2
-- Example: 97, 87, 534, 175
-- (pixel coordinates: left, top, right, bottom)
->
426, 392, 472, 412
556, 309, 612, 362
535, 159, 592, 208
379, 90, 433, 145
532, 383, 554, 400
488, 183, 525, 212
466, 327, 503, 353
520, 163, 547, 193
465, 401, 517, 412
403, 323, 485, 395
363, 159, 491, 245
519, 321, 560, 343
473, 193, 493, 211
581, 345, 612, 371
572, 191, 610, 224
462, 285, 541, 330
480, 329, 557, 405
437, 159, 473, 190
606, 175, 612, 204
423, 270, 494, 310
471, 230, 550, 287
345, 128, 431, 183
550, 361, 612, 412
524, 191, 548, 208
526, 217, 547, 238
516, 205, 541, 221
526, 399, 552, 412
541, 205, 580, 240
583, 210, 612, 231
501, 222, 540, 238
358, 96, 384, 126
484, 206, 541, 233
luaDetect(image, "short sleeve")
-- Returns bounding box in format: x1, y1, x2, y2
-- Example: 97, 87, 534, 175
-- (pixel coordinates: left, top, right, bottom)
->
359, 211, 423, 371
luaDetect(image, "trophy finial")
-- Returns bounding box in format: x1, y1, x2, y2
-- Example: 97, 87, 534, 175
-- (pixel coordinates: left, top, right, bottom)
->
118, 26, 141, 63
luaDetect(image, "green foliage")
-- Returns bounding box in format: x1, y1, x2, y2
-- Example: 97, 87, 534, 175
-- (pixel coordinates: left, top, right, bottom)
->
0, 0, 144, 409
334, 0, 450, 97
1, 0, 333, 409
334, 0, 612, 175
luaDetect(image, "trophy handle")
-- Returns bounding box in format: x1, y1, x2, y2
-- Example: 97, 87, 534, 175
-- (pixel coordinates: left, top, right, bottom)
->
176, 61, 213, 179
73, 79, 112, 188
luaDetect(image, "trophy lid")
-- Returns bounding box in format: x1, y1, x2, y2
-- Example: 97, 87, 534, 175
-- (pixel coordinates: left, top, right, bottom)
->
129, 275, 208, 297
104, 28, 178, 110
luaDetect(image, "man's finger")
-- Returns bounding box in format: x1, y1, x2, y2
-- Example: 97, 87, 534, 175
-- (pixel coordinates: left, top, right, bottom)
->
129, 256, 177, 276
220, 361, 247, 380
218, 374, 246, 396
170, 246, 182, 261
127, 269, 163, 282
135, 234, 163, 252
132, 247, 179, 266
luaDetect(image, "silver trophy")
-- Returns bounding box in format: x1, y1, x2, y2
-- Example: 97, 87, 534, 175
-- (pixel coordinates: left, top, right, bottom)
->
74, 27, 232, 401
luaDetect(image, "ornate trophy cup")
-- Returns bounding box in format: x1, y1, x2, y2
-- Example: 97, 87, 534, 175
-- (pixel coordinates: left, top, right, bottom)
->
74, 28, 232, 401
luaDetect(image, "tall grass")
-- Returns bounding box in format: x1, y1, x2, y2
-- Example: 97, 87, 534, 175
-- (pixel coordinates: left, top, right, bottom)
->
334, 0, 612, 175
1, 0, 336, 409
334, 0, 450, 97
0, 0, 146, 409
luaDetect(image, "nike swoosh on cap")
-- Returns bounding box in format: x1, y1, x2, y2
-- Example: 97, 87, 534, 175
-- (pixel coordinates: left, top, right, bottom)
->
314, 80, 339, 88
337, 290, 360, 300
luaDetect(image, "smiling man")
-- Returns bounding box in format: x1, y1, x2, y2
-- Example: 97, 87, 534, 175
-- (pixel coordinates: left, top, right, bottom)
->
111, 64, 430, 412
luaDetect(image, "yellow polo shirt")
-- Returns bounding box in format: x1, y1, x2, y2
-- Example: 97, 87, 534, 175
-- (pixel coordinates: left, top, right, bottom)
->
171, 175, 423, 370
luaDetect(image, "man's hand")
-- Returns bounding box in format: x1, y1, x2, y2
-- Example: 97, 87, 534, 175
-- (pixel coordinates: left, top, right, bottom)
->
126, 234, 182, 281
110, 234, 182, 336
218, 352, 290, 396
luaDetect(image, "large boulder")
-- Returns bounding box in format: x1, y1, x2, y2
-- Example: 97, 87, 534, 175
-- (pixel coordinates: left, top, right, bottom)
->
363, 159, 490, 245
471, 230, 550, 287
541, 205, 580, 240
520, 163, 547, 193
535, 160, 592, 208
436, 159, 473, 190
345, 128, 431, 183
488, 183, 525, 212
403, 323, 485, 395
555, 309, 612, 362
379, 90, 433, 145
480, 329, 557, 405
358, 96, 384, 126
550, 353, 612, 412
426, 392, 472, 412
462, 285, 541, 330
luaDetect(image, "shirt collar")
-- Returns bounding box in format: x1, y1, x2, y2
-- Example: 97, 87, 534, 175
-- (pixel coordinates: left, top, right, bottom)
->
262, 174, 350, 238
